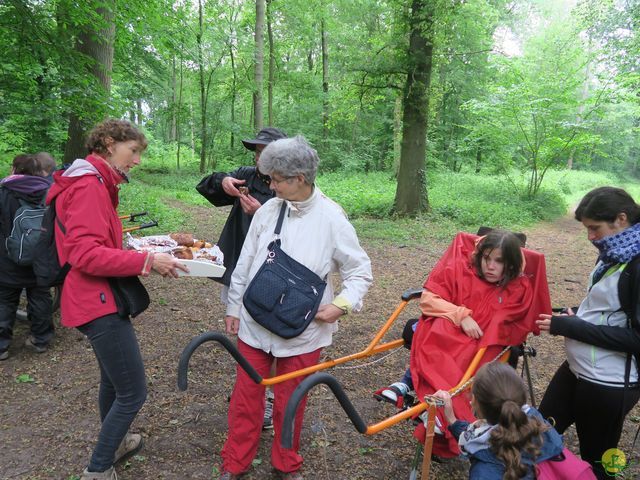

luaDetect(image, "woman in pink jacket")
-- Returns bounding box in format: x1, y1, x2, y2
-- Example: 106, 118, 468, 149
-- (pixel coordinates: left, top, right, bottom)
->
47, 119, 186, 480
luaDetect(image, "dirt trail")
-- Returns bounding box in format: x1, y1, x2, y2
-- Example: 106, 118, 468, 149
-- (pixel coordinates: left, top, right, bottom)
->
1, 204, 638, 480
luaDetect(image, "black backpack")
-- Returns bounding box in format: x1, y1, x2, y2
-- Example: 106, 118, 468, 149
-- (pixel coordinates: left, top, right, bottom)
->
32, 197, 70, 287
618, 256, 640, 329
4, 197, 46, 266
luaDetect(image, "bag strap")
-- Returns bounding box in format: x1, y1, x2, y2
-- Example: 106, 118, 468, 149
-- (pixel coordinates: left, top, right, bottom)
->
49, 198, 66, 235
273, 201, 288, 236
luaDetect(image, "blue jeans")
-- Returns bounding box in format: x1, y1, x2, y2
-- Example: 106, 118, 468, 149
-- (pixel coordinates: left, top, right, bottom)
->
78, 313, 147, 472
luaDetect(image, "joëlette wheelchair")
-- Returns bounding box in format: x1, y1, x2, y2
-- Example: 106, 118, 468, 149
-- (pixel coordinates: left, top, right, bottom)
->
177, 231, 551, 480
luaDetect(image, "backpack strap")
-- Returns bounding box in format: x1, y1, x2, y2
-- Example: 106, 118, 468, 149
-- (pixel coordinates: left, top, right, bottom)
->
49, 197, 66, 235
618, 256, 640, 329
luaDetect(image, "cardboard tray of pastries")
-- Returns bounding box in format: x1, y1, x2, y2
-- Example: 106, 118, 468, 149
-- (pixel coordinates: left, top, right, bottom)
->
126, 232, 226, 277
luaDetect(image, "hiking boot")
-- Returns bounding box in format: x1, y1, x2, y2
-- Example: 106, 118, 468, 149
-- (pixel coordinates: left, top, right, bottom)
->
80, 466, 117, 480
0, 350, 8, 361
114, 433, 143, 465
24, 336, 47, 354
263, 390, 274, 430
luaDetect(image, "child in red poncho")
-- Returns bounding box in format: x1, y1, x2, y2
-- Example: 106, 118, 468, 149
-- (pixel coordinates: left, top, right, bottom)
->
376, 230, 551, 458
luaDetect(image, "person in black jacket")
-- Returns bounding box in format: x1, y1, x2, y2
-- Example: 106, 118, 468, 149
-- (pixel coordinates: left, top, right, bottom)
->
196, 127, 287, 295
536, 186, 640, 479
0, 154, 54, 360
196, 128, 287, 430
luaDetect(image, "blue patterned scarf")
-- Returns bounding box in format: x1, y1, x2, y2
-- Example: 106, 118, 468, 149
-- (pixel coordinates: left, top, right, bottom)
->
591, 222, 640, 284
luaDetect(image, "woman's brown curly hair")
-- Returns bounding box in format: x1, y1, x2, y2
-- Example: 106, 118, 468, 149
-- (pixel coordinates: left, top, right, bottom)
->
473, 362, 549, 480
85, 119, 148, 155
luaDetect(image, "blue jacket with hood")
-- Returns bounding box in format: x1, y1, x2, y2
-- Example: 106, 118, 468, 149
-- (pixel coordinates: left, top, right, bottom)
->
448, 406, 564, 480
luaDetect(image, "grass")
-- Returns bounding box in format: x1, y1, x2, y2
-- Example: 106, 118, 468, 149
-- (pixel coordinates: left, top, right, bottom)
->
116, 161, 635, 245
2, 153, 634, 244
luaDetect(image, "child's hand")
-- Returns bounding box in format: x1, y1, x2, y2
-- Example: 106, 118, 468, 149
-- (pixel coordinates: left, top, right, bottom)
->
432, 390, 457, 425
461, 316, 483, 339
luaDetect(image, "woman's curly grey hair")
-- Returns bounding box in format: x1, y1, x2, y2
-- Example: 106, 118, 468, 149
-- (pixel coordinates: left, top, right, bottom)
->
257, 135, 319, 185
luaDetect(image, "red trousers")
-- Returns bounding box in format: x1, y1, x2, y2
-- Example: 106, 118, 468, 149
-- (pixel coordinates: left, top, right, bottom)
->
221, 339, 322, 474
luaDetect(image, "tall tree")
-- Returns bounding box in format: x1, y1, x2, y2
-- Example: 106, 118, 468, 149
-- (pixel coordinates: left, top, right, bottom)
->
266, 0, 275, 126
197, 0, 207, 173
394, 0, 434, 215
253, 0, 265, 131
63, 0, 116, 163
321, 17, 329, 142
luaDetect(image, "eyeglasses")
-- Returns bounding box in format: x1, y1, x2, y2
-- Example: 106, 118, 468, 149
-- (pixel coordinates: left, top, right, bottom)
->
269, 175, 295, 186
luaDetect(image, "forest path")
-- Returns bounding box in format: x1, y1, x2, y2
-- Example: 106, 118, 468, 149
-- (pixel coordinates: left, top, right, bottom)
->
2, 202, 639, 480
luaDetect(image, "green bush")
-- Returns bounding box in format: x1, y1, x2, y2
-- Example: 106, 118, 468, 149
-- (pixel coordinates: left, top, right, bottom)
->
95, 163, 640, 247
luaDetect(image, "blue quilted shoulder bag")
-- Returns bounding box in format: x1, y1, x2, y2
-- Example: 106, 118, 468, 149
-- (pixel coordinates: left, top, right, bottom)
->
243, 202, 327, 339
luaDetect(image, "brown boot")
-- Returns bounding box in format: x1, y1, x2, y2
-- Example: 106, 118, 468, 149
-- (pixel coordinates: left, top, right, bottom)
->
80, 467, 117, 480
114, 433, 143, 465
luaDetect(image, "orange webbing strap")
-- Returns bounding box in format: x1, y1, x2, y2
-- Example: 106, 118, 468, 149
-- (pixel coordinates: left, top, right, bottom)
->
421, 402, 438, 480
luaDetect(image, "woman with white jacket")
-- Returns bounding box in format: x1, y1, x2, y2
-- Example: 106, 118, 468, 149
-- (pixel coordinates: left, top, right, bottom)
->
218, 136, 372, 480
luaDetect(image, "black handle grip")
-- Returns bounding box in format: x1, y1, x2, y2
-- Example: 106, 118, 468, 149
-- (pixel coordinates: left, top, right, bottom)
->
127, 211, 148, 221
137, 220, 158, 230
282, 372, 367, 449
401, 288, 422, 302
177, 332, 262, 391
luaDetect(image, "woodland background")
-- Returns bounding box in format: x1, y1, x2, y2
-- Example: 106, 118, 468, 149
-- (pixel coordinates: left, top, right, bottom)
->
1, 0, 639, 221
3, 2, 640, 479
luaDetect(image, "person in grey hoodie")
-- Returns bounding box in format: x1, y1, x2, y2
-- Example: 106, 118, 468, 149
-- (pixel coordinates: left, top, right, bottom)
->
0, 154, 54, 360
536, 186, 640, 479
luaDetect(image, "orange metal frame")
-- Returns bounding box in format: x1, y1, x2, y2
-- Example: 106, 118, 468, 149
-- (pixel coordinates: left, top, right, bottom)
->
258, 292, 510, 437
259, 297, 410, 386
258, 291, 511, 480
364, 346, 511, 435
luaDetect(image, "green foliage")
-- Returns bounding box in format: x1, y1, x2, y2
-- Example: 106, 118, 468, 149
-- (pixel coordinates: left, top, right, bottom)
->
2, 0, 639, 207
15, 373, 35, 383
317, 171, 395, 217
126, 164, 630, 248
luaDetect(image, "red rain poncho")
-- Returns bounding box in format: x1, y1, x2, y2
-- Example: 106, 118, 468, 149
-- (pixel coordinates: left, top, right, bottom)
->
409, 232, 551, 457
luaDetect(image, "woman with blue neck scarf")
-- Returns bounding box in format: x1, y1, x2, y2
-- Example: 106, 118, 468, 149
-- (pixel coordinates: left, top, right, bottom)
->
536, 186, 640, 479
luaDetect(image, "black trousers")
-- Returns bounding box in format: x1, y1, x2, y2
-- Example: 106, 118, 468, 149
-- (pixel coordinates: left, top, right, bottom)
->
0, 285, 53, 352
539, 361, 640, 479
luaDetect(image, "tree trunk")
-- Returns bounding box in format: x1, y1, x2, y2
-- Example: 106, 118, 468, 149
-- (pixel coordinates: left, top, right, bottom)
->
63, 0, 115, 163
393, 95, 402, 176
176, 51, 183, 170
267, 0, 275, 127
170, 55, 177, 142
197, 0, 207, 173
253, 0, 265, 131
321, 18, 329, 142
229, 35, 237, 150
136, 99, 143, 125
307, 50, 314, 71
394, 0, 433, 215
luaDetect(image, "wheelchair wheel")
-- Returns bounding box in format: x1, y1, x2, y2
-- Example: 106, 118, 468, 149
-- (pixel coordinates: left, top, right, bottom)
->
16, 285, 61, 322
